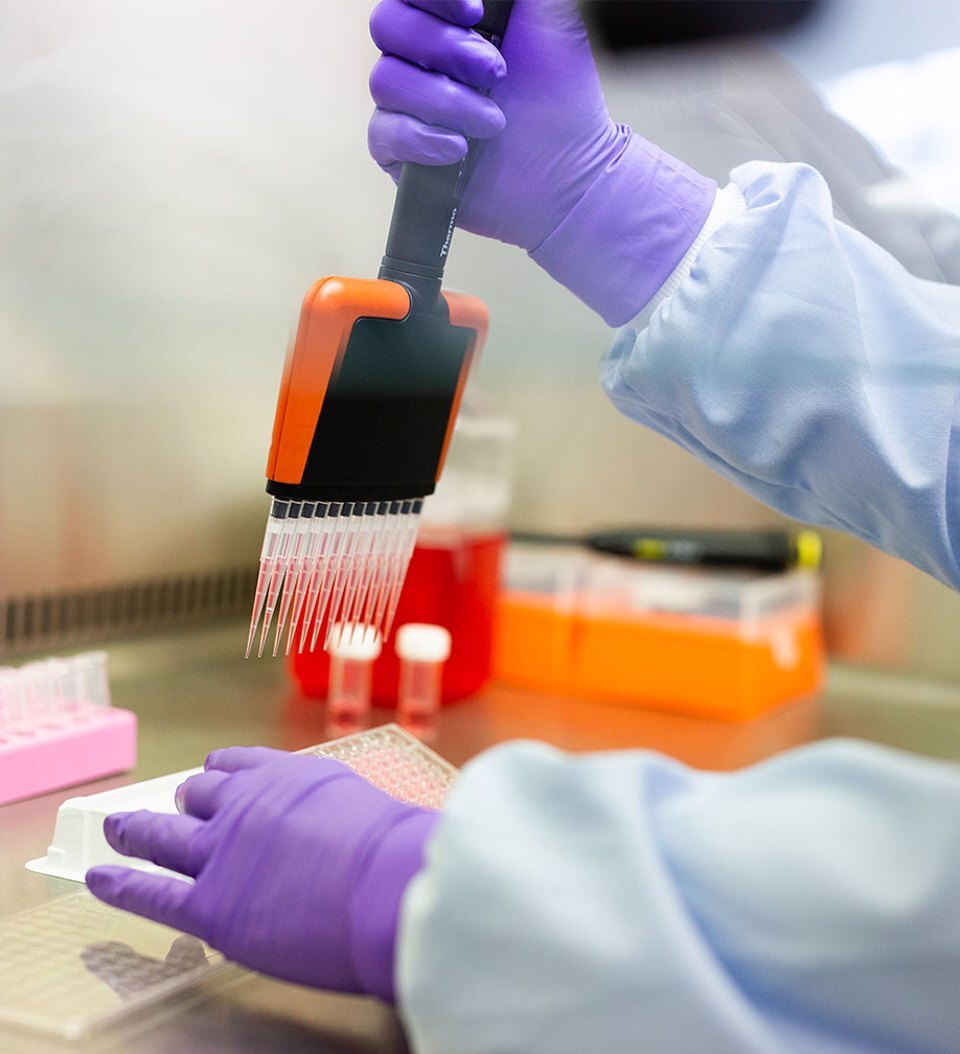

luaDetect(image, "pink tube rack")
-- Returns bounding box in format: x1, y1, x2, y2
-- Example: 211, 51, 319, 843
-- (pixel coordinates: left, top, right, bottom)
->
1, 706, 137, 807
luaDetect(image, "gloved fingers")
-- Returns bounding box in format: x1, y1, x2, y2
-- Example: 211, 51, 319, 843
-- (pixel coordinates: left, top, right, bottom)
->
402, 0, 483, 27
176, 769, 232, 819
370, 0, 505, 89
370, 57, 505, 140
369, 108, 467, 170
103, 810, 210, 878
204, 745, 290, 773
86, 867, 198, 938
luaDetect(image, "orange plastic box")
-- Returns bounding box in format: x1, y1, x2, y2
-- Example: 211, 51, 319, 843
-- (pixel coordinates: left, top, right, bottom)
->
494, 546, 823, 722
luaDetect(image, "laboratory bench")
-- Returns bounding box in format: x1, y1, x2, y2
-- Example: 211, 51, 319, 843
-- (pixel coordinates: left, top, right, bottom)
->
2, 621, 960, 1052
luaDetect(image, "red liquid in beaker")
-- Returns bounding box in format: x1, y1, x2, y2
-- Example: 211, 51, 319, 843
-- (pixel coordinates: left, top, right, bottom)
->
290, 530, 505, 705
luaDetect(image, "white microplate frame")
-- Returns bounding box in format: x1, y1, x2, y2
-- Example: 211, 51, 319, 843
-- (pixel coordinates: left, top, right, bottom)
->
7, 724, 456, 1042
26, 768, 201, 883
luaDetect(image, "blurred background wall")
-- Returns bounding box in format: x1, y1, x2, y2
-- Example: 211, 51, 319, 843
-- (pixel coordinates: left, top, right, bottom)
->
1, 0, 959, 676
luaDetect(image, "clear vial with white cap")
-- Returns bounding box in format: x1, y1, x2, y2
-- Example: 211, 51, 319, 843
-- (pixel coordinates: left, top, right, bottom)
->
395, 624, 452, 737
327, 623, 382, 729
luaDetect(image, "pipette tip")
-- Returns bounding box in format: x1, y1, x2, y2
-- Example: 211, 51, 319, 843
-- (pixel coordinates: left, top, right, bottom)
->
246, 498, 424, 658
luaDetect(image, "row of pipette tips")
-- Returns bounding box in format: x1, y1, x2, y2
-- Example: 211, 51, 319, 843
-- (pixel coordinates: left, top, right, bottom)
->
247, 497, 424, 659
0, 651, 111, 737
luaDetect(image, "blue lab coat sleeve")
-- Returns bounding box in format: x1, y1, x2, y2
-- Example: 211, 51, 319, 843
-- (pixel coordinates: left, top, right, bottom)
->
397, 739, 960, 1053
601, 161, 960, 588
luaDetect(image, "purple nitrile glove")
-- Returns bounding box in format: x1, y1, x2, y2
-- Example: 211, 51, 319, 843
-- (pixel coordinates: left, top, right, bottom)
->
368, 0, 717, 325
85, 747, 440, 1003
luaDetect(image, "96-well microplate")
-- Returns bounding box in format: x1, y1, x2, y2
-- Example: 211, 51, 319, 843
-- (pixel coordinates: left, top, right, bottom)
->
0, 892, 227, 1042
307, 722, 457, 810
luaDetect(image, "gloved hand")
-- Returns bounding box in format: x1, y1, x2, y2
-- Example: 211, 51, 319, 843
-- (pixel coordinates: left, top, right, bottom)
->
368, 0, 717, 325
85, 747, 440, 1002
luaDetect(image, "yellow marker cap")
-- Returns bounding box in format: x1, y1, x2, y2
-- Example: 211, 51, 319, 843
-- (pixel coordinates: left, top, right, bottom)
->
632, 538, 667, 560
794, 529, 823, 570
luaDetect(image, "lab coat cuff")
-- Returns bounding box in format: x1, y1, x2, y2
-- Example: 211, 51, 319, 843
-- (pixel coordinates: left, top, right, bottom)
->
625, 182, 747, 333
529, 134, 717, 328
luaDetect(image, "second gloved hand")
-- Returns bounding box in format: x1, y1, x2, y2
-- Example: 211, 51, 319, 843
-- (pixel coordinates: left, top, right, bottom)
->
368, 0, 717, 325
85, 747, 440, 1002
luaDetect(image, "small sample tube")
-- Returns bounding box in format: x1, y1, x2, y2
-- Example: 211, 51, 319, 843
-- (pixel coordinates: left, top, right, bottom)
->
0, 667, 23, 736
327, 623, 382, 734
70, 651, 112, 710
20, 662, 58, 727
395, 624, 452, 739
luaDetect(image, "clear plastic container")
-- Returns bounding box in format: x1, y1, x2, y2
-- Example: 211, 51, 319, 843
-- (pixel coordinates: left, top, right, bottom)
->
396, 623, 452, 739
494, 544, 824, 721
326, 623, 382, 735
